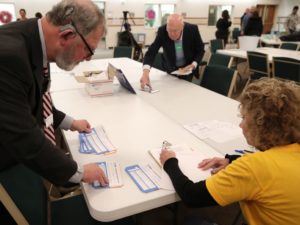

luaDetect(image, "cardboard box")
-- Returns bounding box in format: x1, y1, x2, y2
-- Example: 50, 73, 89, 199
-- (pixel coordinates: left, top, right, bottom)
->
75, 70, 113, 97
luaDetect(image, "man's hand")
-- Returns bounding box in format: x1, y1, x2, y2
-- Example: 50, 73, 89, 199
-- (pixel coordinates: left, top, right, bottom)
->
160, 149, 176, 166
140, 69, 151, 89
82, 163, 109, 186
70, 119, 91, 133
198, 157, 230, 174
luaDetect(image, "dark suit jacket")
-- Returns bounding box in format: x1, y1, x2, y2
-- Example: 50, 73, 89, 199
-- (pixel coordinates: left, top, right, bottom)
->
244, 16, 263, 36
0, 19, 77, 186
143, 23, 205, 79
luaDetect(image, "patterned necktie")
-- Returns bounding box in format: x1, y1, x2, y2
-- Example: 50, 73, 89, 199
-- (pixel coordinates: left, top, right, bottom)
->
42, 66, 56, 145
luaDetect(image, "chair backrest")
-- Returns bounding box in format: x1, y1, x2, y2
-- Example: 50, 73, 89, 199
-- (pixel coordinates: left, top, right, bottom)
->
200, 65, 238, 97
238, 36, 260, 51
0, 164, 48, 225
272, 57, 300, 82
113, 46, 134, 58
152, 52, 165, 71
232, 28, 241, 43
208, 53, 233, 68
279, 42, 298, 50
210, 39, 224, 54
247, 51, 270, 80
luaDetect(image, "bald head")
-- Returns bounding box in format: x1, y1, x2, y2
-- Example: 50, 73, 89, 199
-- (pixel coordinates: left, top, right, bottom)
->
166, 14, 184, 41
167, 14, 184, 26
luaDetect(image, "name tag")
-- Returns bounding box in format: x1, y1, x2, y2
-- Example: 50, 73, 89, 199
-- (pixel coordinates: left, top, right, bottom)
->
44, 114, 54, 128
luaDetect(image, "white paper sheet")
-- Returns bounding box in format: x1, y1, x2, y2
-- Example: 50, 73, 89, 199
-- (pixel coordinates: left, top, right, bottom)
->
184, 120, 243, 143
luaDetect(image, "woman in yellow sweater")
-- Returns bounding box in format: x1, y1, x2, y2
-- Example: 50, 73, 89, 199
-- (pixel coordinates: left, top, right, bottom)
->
160, 78, 300, 225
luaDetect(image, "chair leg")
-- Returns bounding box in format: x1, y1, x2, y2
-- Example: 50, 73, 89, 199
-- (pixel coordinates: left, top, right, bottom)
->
0, 185, 29, 225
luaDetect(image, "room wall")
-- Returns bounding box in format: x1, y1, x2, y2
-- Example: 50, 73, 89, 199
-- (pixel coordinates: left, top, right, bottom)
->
2, 0, 292, 48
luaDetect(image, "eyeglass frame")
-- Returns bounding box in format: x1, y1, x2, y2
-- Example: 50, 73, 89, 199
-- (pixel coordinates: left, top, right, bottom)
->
70, 20, 94, 58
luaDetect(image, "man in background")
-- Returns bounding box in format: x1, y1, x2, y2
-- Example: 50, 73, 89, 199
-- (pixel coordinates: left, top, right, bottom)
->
286, 6, 299, 34
140, 14, 204, 89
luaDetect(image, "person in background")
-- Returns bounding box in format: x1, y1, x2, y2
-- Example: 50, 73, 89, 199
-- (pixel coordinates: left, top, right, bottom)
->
17, 8, 28, 21
286, 6, 299, 34
35, 12, 43, 19
0, 0, 109, 192
215, 9, 232, 46
140, 13, 205, 88
240, 8, 249, 28
160, 78, 300, 225
244, 10, 263, 36
240, 7, 252, 35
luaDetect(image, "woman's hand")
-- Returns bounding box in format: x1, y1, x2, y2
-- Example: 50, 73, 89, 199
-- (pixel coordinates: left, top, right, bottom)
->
198, 157, 230, 174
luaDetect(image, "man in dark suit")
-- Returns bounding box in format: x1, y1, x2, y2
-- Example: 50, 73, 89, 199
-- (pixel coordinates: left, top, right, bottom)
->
0, 0, 108, 187
140, 14, 205, 89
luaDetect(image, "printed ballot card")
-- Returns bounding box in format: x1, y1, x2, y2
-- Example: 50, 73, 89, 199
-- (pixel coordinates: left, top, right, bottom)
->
125, 164, 161, 193
79, 125, 116, 155
92, 161, 123, 188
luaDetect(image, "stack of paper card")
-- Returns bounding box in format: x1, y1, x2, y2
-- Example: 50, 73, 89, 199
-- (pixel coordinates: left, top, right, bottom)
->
75, 70, 114, 97
171, 69, 192, 76
79, 126, 116, 155
92, 161, 123, 188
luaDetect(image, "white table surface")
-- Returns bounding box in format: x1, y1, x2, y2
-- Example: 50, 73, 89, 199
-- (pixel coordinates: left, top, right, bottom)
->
260, 36, 282, 46
217, 47, 300, 62
52, 87, 222, 221
133, 77, 248, 155
51, 58, 249, 155
51, 58, 248, 221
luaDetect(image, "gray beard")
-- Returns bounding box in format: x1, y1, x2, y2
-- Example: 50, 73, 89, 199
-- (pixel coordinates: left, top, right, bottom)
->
55, 47, 78, 71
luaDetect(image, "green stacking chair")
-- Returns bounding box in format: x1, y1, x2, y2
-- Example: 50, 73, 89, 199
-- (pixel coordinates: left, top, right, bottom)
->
210, 39, 224, 54
207, 53, 233, 68
200, 65, 238, 97
232, 28, 241, 43
247, 51, 271, 81
272, 57, 300, 82
152, 52, 165, 71
197, 53, 233, 82
0, 164, 134, 225
279, 42, 298, 50
113, 46, 134, 58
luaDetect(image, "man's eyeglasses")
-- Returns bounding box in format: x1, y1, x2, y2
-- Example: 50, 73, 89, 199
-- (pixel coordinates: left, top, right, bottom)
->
70, 20, 94, 58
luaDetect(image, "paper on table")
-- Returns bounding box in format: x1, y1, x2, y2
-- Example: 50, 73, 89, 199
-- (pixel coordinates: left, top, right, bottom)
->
79, 125, 116, 155
93, 161, 123, 188
171, 69, 192, 76
159, 150, 213, 190
149, 144, 192, 167
149, 144, 214, 191
184, 120, 243, 143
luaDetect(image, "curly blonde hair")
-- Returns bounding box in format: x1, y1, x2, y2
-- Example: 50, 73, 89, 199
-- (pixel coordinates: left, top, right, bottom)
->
240, 78, 300, 150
